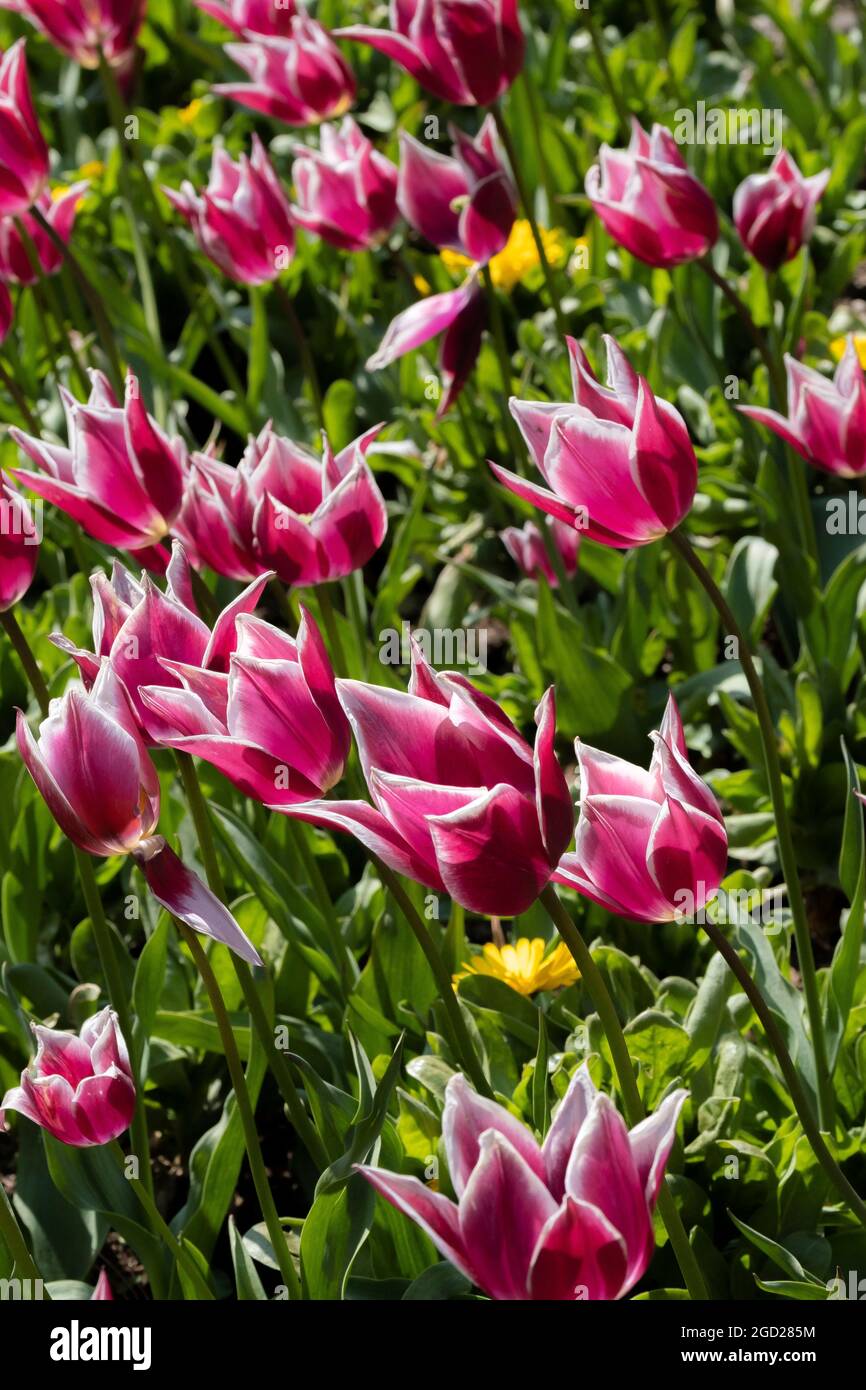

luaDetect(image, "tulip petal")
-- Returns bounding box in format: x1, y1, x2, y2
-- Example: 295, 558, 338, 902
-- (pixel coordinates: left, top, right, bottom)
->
628, 1088, 687, 1208
542, 1064, 597, 1199
459, 1131, 558, 1300
427, 782, 551, 916
564, 1093, 653, 1292
442, 1074, 545, 1198
357, 1165, 477, 1283
528, 1195, 629, 1300
134, 837, 263, 965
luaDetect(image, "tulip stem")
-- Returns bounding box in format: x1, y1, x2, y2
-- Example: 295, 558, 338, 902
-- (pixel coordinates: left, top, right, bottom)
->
372, 857, 495, 1100
668, 529, 835, 1130
700, 918, 866, 1229
316, 584, 350, 680
108, 1143, 215, 1300
540, 885, 710, 1300
0, 1183, 48, 1295
584, 13, 632, 141
13, 218, 90, 398
0, 609, 50, 714
247, 285, 269, 415
490, 101, 568, 339
174, 751, 329, 1171
175, 920, 302, 1298
273, 283, 324, 431
0, 357, 39, 432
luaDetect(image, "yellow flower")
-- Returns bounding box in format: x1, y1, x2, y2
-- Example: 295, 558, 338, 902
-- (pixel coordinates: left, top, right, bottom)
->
830, 334, 866, 368
413, 273, 432, 296
454, 938, 579, 997
178, 98, 204, 125
440, 220, 566, 294
78, 160, 105, 181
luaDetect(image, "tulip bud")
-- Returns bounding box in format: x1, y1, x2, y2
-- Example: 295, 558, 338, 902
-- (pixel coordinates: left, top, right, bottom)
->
214, 17, 356, 126
500, 518, 579, 587
0, 476, 39, 610
290, 116, 399, 252
733, 150, 829, 272
740, 340, 866, 478
0, 41, 50, 216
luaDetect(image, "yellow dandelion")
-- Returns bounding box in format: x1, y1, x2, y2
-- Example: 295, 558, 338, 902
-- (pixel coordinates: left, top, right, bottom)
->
830, 334, 866, 368
440, 221, 566, 294
454, 938, 579, 997
178, 98, 205, 125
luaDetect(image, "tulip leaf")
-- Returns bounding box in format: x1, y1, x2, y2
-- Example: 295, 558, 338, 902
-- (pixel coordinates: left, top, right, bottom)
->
300, 1176, 374, 1301
229, 1217, 269, 1301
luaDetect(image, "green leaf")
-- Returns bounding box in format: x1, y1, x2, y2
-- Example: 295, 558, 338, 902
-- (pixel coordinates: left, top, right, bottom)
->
229, 1218, 268, 1300
728, 1211, 824, 1285
300, 1177, 374, 1301
826, 739, 865, 1071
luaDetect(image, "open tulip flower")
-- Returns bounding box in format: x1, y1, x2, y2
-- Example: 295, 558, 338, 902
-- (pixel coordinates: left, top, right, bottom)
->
733, 149, 830, 272
739, 338, 866, 478
16, 662, 262, 963
1, 1008, 136, 1147
163, 136, 295, 285
360, 1068, 687, 1300
274, 638, 573, 917
367, 276, 486, 418
337, 0, 524, 107
0, 40, 49, 216
174, 425, 388, 586
491, 334, 698, 548
398, 116, 516, 264
0, 476, 39, 610
585, 120, 718, 269
290, 116, 398, 252
500, 517, 579, 587
194, 0, 297, 37
8, 371, 186, 566
0, 0, 145, 72
214, 16, 356, 125
554, 695, 727, 923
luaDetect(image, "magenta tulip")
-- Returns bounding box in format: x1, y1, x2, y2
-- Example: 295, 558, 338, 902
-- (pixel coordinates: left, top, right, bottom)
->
585, 120, 718, 269
367, 277, 486, 418
360, 1067, 687, 1300
554, 696, 727, 923
290, 116, 398, 252
337, 0, 524, 107
501, 517, 579, 588
91, 1270, 113, 1300
0, 476, 39, 609
214, 17, 356, 126
174, 426, 388, 586
0, 0, 145, 72
163, 136, 294, 286
9, 372, 186, 562
0, 182, 88, 285
139, 605, 350, 805
398, 116, 515, 263
739, 340, 866, 478
274, 638, 573, 917
733, 150, 829, 272
1, 1008, 135, 1148
0, 41, 50, 216
490, 334, 697, 548
194, 0, 297, 37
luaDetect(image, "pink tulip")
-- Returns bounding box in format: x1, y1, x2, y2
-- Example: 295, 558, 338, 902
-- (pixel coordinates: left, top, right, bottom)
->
360, 1067, 687, 1300
554, 695, 727, 923
163, 136, 295, 286
290, 116, 398, 252
139, 605, 350, 805
9, 371, 186, 560
0, 476, 39, 610
214, 17, 356, 126
0, 1008, 135, 1147
0, 41, 50, 216
398, 116, 515, 263
739, 340, 866, 478
194, 0, 297, 37
337, 0, 524, 107
16, 661, 262, 963
274, 638, 573, 917
91, 1270, 113, 1300
174, 426, 388, 586
585, 120, 718, 269
490, 334, 697, 548
733, 150, 829, 272
0, 0, 145, 72
501, 518, 579, 588
0, 182, 89, 285
367, 276, 486, 418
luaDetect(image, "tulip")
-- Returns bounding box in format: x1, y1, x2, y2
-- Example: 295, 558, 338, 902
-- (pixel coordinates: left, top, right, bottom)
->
490, 334, 697, 548
398, 117, 516, 264
9, 371, 186, 563
213, 17, 356, 126
174, 425, 388, 586
194, 0, 297, 37
163, 136, 295, 286
139, 605, 350, 804
0, 183, 89, 285
16, 661, 262, 963
290, 116, 398, 252
733, 150, 829, 272
0, 0, 145, 72
337, 0, 524, 107
585, 120, 718, 269
91, 1270, 113, 1300
0, 476, 39, 610
500, 518, 579, 587
739, 340, 866, 478
0, 41, 50, 217
0, 1008, 135, 1148
366, 276, 486, 418
274, 637, 573, 917
360, 1067, 687, 1299
553, 695, 727, 923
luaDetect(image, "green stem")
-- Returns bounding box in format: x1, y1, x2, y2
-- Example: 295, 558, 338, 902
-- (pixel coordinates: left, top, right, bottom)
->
541, 885, 710, 1300
247, 284, 269, 414
0, 1184, 47, 1294
176, 920, 302, 1298
0, 357, 39, 432
316, 583, 350, 679
518, 71, 557, 217
274, 283, 324, 430
108, 1143, 214, 1299
14, 220, 90, 397
0, 609, 50, 713
668, 529, 834, 1128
